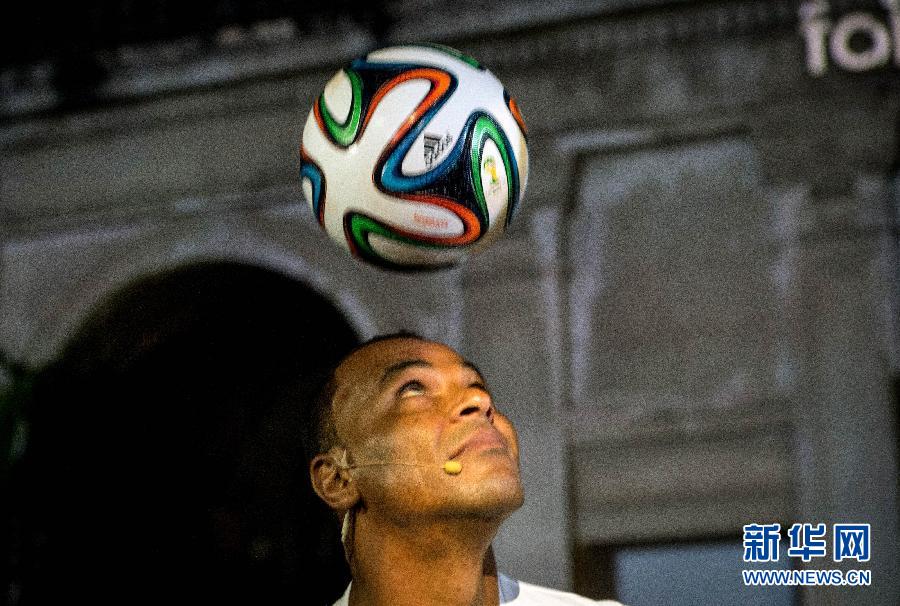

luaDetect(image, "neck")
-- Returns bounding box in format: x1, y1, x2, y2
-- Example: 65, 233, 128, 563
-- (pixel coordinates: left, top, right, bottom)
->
347, 511, 502, 606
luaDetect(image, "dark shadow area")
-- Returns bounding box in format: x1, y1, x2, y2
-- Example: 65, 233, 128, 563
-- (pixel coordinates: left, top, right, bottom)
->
1, 1, 392, 117
1, 1, 391, 69
7, 262, 358, 605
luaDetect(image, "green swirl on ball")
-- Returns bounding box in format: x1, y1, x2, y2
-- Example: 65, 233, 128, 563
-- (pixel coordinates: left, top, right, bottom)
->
345, 212, 458, 272
470, 115, 514, 225
319, 69, 363, 147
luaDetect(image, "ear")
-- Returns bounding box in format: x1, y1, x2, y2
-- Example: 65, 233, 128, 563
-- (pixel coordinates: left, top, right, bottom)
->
310, 448, 360, 512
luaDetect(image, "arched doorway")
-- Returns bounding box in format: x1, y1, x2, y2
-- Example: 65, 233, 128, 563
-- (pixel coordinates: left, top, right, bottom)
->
12, 262, 359, 605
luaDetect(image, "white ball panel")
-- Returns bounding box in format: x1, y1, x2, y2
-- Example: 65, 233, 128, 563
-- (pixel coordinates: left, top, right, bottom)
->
385, 202, 465, 238
322, 70, 353, 125
367, 45, 470, 72
479, 138, 510, 226
369, 234, 465, 267
301, 178, 314, 211
515, 132, 529, 196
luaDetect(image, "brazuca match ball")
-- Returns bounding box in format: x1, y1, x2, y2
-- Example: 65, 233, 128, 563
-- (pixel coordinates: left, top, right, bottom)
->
299, 44, 528, 271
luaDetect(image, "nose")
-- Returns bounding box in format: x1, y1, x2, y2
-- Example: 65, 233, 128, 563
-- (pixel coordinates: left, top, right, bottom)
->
452, 387, 494, 422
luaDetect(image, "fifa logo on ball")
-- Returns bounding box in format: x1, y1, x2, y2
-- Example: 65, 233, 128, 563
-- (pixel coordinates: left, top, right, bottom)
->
799, 0, 900, 76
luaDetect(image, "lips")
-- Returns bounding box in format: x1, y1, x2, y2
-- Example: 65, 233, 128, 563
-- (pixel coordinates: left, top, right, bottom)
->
449, 426, 507, 460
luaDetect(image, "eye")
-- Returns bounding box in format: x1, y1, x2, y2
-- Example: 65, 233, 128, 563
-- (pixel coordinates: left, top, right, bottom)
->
397, 380, 426, 397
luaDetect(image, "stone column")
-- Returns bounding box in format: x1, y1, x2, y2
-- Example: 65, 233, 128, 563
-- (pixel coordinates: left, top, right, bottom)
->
775, 177, 899, 606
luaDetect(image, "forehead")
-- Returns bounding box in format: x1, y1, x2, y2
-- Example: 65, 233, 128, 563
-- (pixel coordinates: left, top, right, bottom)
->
331, 338, 471, 419
336, 337, 465, 388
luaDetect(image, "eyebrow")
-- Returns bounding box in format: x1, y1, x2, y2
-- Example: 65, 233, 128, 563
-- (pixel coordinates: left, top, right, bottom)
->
463, 360, 486, 385
379, 359, 432, 387
377, 358, 486, 388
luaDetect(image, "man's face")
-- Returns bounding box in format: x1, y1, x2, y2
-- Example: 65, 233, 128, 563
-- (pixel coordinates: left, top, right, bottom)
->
331, 337, 523, 522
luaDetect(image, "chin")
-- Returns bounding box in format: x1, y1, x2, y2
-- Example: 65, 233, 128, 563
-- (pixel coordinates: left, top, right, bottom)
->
455, 469, 524, 519
463, 488, 523, 521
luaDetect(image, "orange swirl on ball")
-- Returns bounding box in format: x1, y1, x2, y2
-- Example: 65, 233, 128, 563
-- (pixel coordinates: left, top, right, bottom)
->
360, 68, 453, 147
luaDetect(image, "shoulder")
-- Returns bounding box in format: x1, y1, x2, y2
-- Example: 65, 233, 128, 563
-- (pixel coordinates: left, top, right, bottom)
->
331, 583, 350, 606
514, 580, 624, 606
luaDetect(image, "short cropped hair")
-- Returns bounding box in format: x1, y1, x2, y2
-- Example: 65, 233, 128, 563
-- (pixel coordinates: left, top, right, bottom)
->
307, 331, 425, 460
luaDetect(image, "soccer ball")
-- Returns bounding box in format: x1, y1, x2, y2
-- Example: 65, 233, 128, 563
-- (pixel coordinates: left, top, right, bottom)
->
299, 44, 528, 271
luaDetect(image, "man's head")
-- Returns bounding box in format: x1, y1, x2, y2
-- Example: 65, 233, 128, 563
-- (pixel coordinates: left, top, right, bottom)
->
308, 333, 523, 527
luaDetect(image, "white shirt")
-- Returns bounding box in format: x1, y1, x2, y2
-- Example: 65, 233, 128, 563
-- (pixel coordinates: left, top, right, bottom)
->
332, 573, 624, 605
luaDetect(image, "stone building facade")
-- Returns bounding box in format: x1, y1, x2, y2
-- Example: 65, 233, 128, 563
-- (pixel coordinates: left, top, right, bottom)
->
1, 1, 897, 604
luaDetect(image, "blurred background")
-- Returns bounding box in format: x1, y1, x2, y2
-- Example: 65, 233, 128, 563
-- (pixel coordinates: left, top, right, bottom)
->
0, 0, 897, 605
